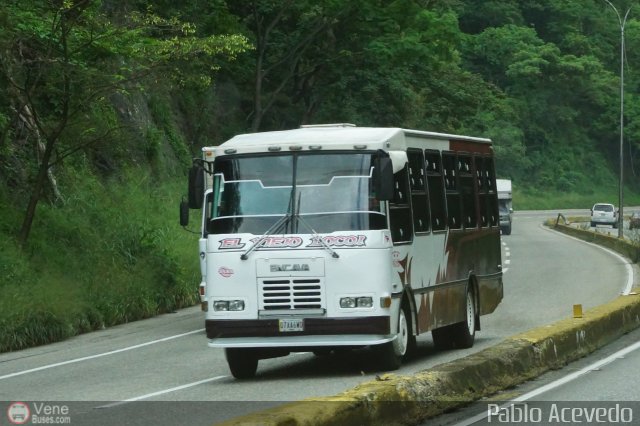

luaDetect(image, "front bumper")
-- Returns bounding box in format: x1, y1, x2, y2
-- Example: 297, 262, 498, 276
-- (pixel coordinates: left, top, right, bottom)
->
207, 316, 389, 338
206, 316, 391, 348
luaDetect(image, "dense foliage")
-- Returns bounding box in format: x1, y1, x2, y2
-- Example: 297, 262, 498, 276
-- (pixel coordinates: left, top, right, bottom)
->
2, 0, 640, 350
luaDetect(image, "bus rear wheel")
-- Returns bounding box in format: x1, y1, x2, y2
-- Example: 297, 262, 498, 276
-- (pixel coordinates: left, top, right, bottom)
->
432, 287, 476, 349
451, 288, 476, 348
225, 348, 259, 379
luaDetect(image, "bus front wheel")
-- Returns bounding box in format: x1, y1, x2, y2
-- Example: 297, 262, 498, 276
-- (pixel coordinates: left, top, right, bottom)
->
225, 348, 259, 379
376, 304, 414, 370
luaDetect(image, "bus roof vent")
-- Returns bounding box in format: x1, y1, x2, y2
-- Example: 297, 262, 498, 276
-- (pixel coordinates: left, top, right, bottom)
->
300, 123, 356, 128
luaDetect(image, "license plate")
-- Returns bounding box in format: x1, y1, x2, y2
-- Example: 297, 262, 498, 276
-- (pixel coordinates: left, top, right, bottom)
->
279, 318, 304, 332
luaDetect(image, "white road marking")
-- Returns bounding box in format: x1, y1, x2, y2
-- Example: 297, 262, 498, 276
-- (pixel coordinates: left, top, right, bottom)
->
501, 242, 510, 275
512, 341, 640, 401
0, 329, 205, 381
97, 375, 229, 408
543, 225, 634, 295
454, 339, 640, 426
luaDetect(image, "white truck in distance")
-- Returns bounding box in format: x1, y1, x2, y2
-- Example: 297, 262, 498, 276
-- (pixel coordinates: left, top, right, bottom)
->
496, 179, 513, 235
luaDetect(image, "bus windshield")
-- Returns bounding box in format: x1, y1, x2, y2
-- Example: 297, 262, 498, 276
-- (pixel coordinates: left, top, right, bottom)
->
208, 153, 387, 234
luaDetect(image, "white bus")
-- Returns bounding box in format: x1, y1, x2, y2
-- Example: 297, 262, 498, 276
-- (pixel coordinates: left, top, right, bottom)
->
180, 124, 503, 379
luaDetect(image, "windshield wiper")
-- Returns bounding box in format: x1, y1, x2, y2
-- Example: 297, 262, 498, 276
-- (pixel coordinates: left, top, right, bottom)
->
239, 213, 291, 260
296, 215, 340, 259
240, 169, 297, 261
294, 192, 339, 259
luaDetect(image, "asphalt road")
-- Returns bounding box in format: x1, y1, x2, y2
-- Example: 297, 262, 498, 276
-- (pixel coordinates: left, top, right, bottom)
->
0, 211, 633, 425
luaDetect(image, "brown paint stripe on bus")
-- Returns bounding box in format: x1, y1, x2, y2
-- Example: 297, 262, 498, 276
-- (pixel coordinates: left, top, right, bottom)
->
450, 139, 493, 154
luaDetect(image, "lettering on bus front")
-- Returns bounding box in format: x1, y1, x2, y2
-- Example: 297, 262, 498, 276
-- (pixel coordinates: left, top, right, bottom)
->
307, 235, 367, 248
270, 264, 310, 272
251, 237, 304, 248
217, 235, 368, 250
219, 238, 245, 249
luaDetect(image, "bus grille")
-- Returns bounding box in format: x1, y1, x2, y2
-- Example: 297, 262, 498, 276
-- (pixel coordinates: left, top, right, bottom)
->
259, 278, 324, 310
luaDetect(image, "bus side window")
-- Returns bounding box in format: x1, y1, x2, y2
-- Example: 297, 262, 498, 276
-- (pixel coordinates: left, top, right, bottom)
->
475, 156, 489, 227
443, 152, 462, 230
459, 154, 477, 229
389, 165, 413, 243
485, 157, 499, 226
408, 149, 430, 234
425, 150, 446, 231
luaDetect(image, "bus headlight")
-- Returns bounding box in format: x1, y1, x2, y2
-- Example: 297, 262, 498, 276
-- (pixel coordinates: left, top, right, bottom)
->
213, 300, 245, 311
228, 300, 245, 311
340, 297, 357, 308
357, 297, 373, 308
340, 297, 373, 309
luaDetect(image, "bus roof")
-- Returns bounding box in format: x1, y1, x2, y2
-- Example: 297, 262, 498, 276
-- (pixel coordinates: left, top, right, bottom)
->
210, 125, 492, 155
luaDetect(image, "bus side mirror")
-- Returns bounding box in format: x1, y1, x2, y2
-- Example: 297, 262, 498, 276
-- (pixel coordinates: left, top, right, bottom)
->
188, 165, 205, 209
374, 155, 394, 201
179, 199, 190, 227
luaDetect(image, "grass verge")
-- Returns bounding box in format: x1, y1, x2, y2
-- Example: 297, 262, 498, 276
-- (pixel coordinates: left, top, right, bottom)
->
513, 187, 640, 210
0, 167, 199, 352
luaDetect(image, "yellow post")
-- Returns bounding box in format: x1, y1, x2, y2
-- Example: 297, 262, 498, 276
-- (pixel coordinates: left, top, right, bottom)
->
573, 304, 583, 318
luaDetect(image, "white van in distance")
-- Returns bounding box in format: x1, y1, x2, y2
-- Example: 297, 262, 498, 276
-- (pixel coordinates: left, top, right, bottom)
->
590, 203, 617, 228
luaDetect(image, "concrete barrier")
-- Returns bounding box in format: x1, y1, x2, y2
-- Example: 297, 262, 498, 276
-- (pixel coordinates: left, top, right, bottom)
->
551, 222, 640, 262
218, 223, 640, 426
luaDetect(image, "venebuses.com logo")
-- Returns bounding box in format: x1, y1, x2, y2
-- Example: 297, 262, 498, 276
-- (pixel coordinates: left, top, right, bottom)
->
6, 401, 71, 424
7, 402, 30, 424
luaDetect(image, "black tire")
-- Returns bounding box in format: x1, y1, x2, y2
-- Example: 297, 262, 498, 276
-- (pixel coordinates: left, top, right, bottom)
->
225, 348, 259, 379
376, 304, 413, 370
432, 287, 476, 350
504, 223, 512, 235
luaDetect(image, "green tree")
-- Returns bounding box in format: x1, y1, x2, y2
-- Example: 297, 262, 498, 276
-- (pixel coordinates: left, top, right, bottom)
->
0, 0, 249, 246
225, 0, 349, 131
306, 0, 470, 129
456, 0, 523, 34
461, 18, 617, 187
